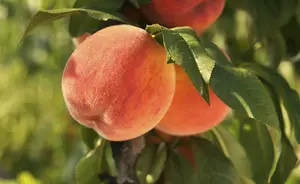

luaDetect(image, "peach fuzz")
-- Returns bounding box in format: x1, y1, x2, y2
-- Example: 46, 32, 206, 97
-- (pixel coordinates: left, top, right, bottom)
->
61, 25, 176, 141
155, 65, 231, 136
140, 0, 225, 35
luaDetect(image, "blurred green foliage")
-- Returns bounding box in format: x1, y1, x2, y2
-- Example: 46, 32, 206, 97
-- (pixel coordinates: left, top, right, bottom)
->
0, 0, 85, 183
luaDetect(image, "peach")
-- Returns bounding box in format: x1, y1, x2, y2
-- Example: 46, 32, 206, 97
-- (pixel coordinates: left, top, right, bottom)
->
72, 32, 91, 47
62, 25, 176, 141
140, 0, 225, 35
155, 65, 230, 136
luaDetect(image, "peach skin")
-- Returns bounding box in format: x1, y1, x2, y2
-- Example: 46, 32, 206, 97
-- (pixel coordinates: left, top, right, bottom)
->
140, 0, 225, 35
155, 65, 230, 136
62, 25, 176, 141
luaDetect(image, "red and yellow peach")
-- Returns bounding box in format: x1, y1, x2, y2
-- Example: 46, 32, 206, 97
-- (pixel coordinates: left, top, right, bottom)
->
62, 25, 176, 141
140, 0, 226, 35
155, 65, 230, 136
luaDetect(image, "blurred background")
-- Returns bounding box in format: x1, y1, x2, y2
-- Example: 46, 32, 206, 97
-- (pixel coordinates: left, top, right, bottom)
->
1, 0, 300, 183
0, 0, 84, 183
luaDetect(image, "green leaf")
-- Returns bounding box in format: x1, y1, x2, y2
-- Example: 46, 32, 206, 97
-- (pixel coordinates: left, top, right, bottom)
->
199, 38, 282, 148
69, 14, 101, 37
238, 118, 279, 184
198, 37, 232, 66
72, 0, 124, 10
267, 126, 282, 179
80, 126, 100, 150
147, 25, 216, 103
146, 143, 167, 184
211, 64, 280, 129
212, 126, 252, 178
200, 38, 281, 132
21, 8, 130, 42
171, 27, 216, 83
76, 139, 107, 184
270, 136, 298, 184
162, 27, 213, 103
162, 29, 210, 102
244, 63, 300, 145
104, 142, 118, 177
239, 176, 256, 184
192, 138, 242, 184
69, 0, 125, 37
135, 144, 157, 184
164, 149, 198, 184
199, 130, 216, 142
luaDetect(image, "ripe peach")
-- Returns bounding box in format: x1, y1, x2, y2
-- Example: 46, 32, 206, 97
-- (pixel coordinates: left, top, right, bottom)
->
72, 32, 91, 47
62, 25, 176, 141
140, 0, 225, 35
155, 65, 230, 136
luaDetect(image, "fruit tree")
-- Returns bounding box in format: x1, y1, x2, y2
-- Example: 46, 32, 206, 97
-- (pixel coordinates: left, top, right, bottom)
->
18, 0, 300, 183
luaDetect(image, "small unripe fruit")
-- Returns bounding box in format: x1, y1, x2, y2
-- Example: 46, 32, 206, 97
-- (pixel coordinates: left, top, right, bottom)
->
155, 65, 230, 136
62, 25, 176, 141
